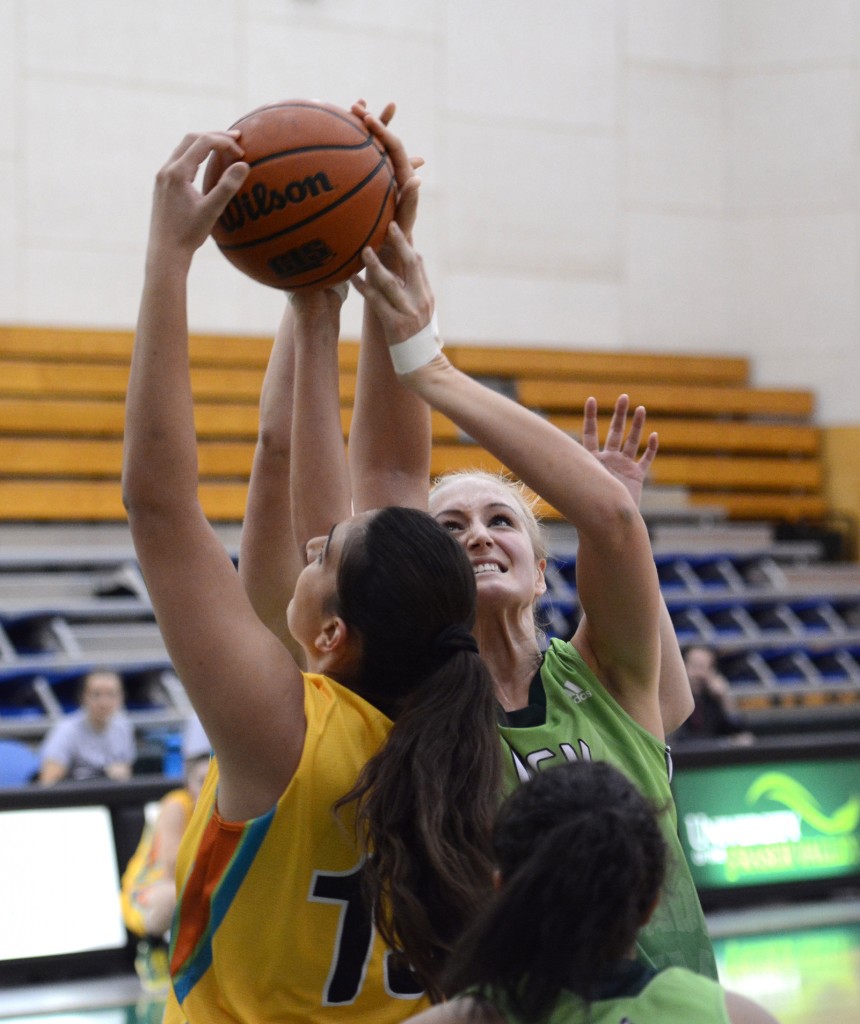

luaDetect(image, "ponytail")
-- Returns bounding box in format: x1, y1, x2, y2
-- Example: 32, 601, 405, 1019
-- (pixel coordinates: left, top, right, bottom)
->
338, 649, 501, 1000
333, 506, 503, 1000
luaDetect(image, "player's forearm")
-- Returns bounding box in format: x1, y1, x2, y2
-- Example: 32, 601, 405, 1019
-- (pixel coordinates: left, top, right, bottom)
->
289, 303, 351, 553
240, 305, 303, 641
405, 355, 636, 534
350, 301, 431, 512
657, 597, 694, 734
123, 260, 199, 517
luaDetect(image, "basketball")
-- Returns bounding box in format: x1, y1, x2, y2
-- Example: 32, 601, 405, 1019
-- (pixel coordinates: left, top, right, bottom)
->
204, 99, 397, 291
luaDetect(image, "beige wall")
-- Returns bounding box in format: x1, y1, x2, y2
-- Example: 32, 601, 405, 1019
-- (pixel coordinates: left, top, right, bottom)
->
0, 0, 859, 426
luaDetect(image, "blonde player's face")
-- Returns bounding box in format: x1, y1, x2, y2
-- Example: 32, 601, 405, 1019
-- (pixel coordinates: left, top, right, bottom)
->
429, 478, 546, 611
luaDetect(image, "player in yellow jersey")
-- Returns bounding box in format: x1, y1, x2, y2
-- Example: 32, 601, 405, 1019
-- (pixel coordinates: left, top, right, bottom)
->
120, 716, 210, 994
124, 128, 503, 1022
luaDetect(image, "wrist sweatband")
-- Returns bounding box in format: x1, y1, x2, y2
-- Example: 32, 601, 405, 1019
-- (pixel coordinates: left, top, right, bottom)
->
389, 312, 442, 375
287, 281, 349, 305
330, 281, 350, 304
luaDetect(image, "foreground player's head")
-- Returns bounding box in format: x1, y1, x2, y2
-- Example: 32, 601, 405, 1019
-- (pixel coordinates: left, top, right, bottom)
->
443, 760, 666, 1019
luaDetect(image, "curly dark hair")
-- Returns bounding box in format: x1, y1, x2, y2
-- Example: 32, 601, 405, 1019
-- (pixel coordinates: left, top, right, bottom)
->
442, 760, 667, 1022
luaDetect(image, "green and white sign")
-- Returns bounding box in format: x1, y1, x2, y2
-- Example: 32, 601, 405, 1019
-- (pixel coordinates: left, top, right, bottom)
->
673, 759, 860, 888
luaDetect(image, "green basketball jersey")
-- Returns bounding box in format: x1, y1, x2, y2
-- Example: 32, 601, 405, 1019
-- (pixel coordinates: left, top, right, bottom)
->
496, 638, 718, 979
492, 965, 731, 1024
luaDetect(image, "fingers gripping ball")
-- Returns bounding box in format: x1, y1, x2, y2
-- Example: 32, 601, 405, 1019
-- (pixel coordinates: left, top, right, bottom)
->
204, 99, 396, 291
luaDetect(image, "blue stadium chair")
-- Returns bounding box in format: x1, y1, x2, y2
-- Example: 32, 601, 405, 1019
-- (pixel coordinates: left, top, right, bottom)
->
791, 599, 846, 636
809, 650, 858, 682
704, 604, 759, 638
669, 605, 713, 643
0, 739, 40, 786
765, 648, 816, 685
656, 557, 698, 592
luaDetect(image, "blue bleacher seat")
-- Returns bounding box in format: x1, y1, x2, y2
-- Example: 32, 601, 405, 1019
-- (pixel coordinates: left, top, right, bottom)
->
0, 739, 40, 785
0, 675, 50, 724
765, 649, 814, 685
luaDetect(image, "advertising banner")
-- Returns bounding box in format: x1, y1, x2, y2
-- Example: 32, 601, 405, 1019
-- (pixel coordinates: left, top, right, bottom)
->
673, 758, 860, 890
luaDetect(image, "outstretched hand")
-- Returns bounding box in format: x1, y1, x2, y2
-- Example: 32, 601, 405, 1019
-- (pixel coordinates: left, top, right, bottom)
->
351, 223, 435, 346
581, 394, 658, 508
147, 131, 249, 260
351, 100, 423, 247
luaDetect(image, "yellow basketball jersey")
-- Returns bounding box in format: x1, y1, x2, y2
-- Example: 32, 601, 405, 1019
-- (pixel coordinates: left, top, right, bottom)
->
163, 673, 430, 1023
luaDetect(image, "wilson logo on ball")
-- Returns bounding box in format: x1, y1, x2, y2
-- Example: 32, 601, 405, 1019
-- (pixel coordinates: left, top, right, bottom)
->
218, 174, 336, 233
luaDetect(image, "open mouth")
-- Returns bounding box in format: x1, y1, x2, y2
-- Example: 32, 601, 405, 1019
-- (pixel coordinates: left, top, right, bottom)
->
474, 562, 506, 575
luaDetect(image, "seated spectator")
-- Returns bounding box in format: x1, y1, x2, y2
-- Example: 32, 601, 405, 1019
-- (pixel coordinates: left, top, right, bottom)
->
39, 669, 136, 784
670, 646, 754, 745
121, 715, 211, 994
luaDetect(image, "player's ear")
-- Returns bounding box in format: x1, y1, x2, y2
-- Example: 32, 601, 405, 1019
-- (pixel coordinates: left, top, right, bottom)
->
533, 558, 547, 598
314, 615, 363, 677
314, 615, 348, 654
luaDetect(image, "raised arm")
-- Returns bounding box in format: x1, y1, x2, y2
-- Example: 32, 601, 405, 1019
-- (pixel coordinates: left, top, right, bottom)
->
581, 395, 693, 733
288, 287, 353, 558
353, 227, 662, 736
349, 103, 431, 513
238, 301, 305, 659
239, 287, 351, 650
240, 103, 426, 656
122, 133, 306, 820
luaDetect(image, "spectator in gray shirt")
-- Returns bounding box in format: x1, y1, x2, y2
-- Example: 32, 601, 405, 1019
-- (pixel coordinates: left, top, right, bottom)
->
39, 669, 135, 784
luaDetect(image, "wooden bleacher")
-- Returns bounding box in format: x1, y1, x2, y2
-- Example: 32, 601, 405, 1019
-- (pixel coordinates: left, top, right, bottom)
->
0, 324, 827, 523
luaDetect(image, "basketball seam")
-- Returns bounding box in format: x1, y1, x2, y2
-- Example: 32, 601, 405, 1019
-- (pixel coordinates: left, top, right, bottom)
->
248, 135, 377, 170
217, 153, 394, 252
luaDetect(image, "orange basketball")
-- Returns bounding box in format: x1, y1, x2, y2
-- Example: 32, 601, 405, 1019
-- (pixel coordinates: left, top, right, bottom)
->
204, 99, 397, 291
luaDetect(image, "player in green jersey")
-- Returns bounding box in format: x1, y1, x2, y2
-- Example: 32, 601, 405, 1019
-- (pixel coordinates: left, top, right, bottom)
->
405, 760, 778, 1024
353, 213, 716, 978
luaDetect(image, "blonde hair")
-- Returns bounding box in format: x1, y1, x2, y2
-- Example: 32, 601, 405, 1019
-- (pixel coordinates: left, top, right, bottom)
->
430, 470, 548, 563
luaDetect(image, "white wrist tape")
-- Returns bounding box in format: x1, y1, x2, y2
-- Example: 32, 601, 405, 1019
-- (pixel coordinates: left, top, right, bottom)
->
330, 281, 350, 304
287, 280, 348, 305
389, 312, 442, 375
